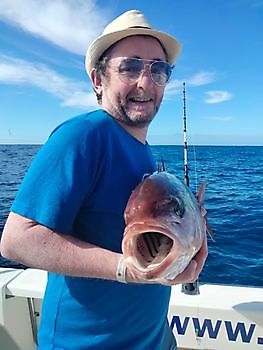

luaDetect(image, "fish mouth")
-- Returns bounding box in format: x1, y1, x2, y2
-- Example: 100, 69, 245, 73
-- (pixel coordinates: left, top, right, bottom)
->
122, 221, 175, 273
134, 231, 173, 269
122, 222, 198, 279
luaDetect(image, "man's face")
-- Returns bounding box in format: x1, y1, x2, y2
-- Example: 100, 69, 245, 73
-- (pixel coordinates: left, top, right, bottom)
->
98, 36, 167, 128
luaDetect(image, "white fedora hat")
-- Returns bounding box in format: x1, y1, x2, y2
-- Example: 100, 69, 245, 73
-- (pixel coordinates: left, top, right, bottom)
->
85, 9, 181, 77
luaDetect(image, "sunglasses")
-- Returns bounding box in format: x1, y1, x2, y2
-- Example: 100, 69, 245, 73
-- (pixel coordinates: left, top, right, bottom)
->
112, 58, 173, 86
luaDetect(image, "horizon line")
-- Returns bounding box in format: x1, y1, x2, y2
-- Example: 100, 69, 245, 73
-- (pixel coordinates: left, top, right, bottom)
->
0, 143, 262, 147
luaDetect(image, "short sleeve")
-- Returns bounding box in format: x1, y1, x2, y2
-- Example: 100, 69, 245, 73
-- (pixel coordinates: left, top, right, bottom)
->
11, 116, 103, 234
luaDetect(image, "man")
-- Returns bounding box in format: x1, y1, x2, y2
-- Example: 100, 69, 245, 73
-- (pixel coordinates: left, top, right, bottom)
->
1, 10, 207, 350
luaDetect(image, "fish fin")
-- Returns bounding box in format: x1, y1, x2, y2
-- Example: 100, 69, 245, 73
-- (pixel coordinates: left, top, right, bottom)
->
157, 158, 166, 172
205, 217, 215, 242
197, 181, 215, 242
142, 173, 151, 180
196, 181, 206, 206
201, 207, 207, 217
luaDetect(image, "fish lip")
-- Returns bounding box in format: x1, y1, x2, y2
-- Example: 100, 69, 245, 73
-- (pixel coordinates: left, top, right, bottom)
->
123, 221, 175, 238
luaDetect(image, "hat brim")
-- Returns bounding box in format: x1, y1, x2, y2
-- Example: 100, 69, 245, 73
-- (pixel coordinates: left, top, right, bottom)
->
85, 27, 181, 77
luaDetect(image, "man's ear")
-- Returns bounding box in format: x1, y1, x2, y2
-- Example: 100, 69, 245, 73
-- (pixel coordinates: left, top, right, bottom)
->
90, 68, 103, 96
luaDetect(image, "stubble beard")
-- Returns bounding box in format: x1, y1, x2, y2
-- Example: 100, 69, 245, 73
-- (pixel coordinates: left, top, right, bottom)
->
107, 95, 160, 128
116, 104, 159, 128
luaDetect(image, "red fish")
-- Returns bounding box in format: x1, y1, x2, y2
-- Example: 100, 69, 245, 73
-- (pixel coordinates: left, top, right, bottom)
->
122, 171, 214, 281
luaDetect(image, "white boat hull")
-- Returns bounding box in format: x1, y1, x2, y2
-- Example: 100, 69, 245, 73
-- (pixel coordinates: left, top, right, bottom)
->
169, 283, 263, 349
1, 268, 262, 350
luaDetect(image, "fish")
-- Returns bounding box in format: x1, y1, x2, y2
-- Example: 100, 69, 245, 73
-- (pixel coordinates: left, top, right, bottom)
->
122, 171, 214, 281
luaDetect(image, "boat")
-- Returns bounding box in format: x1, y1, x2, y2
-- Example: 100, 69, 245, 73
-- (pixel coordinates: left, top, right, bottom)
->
0, 267, 262, 349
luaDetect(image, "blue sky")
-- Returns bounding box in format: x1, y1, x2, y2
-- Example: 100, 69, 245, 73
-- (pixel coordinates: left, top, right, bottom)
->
0, 0, 262, 145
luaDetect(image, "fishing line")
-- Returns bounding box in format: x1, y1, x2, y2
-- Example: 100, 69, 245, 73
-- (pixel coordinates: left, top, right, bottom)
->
188, 136, 198, 195
182, 82, 199, 195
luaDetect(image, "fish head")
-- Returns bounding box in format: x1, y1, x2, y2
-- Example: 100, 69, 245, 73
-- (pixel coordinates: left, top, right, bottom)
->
124, 172, 186, 223
122, 171, 206, 280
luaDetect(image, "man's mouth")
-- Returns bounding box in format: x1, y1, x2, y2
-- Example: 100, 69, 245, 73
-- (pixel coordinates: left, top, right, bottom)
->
129, 97, 153, 103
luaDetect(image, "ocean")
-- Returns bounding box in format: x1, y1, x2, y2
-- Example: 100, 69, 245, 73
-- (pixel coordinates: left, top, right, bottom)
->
0, 144, 262, 287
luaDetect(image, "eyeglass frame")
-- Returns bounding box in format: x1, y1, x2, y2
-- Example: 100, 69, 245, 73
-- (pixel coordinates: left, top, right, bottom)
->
107, 57, 174, 87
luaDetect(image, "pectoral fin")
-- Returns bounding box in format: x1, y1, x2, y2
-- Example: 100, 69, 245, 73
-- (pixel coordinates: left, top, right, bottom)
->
197, 181, 215, 242
205, 217, 215, 242
197, 181, 206, 206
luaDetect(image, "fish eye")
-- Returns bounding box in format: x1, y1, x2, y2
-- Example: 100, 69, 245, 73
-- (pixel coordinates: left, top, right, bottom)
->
172, 198, 185, 218
153, 196, 185, 218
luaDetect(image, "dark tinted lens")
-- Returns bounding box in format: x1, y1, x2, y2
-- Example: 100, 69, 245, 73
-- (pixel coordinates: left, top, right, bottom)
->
118, 58, 144, 79
151, 61, 172, 85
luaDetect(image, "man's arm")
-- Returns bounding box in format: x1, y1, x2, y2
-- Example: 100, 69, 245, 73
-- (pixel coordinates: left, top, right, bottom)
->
0, 212, 207, 285
0, 212, 120, 280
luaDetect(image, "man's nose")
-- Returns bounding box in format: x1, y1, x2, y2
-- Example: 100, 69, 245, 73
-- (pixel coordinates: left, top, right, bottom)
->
136, 66, 153, 87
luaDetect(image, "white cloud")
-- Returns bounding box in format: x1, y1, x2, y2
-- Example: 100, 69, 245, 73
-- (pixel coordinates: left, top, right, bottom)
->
187, 71, 216, 86
0, 54, 97, 108
165, 79, 182, 96
206, 116, 233, 121
0, 0, 110, 55
205, 90, 233, 104
165, 71, 216, 97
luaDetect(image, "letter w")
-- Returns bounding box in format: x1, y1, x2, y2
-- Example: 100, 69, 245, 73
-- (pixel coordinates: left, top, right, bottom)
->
225, 321, 255, 343
170, 316, 190, 335
192, 318, 222, 339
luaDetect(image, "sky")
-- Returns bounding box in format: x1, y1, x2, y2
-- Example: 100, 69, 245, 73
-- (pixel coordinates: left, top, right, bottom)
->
0, 0, 262, 145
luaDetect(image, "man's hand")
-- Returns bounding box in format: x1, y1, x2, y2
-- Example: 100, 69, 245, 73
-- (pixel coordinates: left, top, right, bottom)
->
160, 236, 208, 286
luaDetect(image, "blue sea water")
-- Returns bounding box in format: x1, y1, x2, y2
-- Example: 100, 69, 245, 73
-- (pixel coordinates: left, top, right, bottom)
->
0, 144, 262, 287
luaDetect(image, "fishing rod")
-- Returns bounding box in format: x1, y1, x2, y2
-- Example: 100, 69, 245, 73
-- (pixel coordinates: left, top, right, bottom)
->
181, 82, 200, 295
183, 82, 189, 187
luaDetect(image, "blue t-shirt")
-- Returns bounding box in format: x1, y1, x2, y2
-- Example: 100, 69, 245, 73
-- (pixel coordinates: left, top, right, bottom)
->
12, 110, 171, 350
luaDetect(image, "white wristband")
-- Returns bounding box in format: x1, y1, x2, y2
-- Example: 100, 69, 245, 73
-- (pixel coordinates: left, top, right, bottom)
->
116, 256, 127, 283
